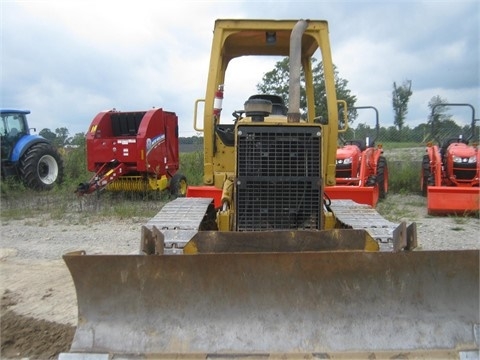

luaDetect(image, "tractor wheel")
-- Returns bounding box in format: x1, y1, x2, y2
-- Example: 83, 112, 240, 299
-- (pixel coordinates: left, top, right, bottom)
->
19, 143, 64, 191
376, 156, 388, 199
169, 173, 187, 197
421, 155, 431, 197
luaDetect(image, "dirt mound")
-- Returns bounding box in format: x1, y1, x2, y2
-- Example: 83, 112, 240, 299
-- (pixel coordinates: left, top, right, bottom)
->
1, 290, 75, 360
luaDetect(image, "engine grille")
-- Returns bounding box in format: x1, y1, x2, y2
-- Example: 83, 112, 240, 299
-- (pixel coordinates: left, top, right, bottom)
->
236, 125, 322, 231
452, 163, 477, 181
336, 163, 352, 178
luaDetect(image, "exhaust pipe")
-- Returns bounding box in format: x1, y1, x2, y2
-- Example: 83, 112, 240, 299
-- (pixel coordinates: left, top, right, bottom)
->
288, 19, 309, 123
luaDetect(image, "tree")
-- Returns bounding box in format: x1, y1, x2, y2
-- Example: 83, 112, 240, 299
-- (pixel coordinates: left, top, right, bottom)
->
392, 80, 413, 131
70, 132, 86, 146
428, 95, 450, 123
39, 127, 72, 146
427, 95, 453, 142
39, 128, 56, 142
412, 123, 430, 143
256, 57, 357, 123
55, 127, 71, 147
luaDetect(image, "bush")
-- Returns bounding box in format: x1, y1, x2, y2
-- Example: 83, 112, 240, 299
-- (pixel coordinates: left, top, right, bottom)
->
62, 145, 90, 184
180, 151, 204, 186
387, 160, 422, 194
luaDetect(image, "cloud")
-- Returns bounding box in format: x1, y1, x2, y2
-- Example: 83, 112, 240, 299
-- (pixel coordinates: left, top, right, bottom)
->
1, 0, 478, 137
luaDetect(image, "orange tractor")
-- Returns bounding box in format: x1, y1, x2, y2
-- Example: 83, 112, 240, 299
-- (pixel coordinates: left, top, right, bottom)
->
325, 106, 388, 207
421, 103, 479, 214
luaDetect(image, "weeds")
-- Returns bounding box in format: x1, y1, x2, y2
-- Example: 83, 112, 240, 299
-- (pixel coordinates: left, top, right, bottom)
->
378, 205, 415, 222
403, 198, 426, 208
452, 217, 469, 225
1, 186, 162, 223
387, 160, 422, 194
180, 151, 204, 186
376, 193, 424, 222
0, 146, 205, 222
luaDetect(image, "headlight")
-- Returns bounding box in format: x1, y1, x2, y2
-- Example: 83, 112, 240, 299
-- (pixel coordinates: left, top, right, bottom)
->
336, 157, 352, 165
453, 156, 477, 163
343, 157, 353, 165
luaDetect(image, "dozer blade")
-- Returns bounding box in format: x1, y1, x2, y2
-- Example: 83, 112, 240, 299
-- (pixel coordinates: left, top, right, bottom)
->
427, 186, 480, 215
63, 236, 479, 358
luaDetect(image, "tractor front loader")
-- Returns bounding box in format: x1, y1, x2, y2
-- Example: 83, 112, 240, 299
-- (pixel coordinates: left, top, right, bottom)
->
325, 105, 388, 207
422, 103, 480, 215
60, 20, 479, 359
75, 107, 187, 197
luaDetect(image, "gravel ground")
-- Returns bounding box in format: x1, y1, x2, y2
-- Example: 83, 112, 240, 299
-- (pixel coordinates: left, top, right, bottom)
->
1, 216, 145, 260
0, 193, 479, 359
1, 193, 478, 259
376, 194, 480, 250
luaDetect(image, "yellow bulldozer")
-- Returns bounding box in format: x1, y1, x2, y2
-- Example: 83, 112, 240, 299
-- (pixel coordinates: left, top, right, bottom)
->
60, 19, 479, 359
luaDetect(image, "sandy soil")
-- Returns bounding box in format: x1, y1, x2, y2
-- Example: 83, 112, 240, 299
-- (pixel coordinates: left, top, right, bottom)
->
0, 213, 143, 360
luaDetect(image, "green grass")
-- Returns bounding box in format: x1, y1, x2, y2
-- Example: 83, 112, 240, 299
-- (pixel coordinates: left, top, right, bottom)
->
180, 151, 204, 186
376, 192, 427, 222
382, 208, 414, 222
387, 160, 422, 194
0, 147, 205, 222
403, 198, 425, 207
0, 187, 163, 223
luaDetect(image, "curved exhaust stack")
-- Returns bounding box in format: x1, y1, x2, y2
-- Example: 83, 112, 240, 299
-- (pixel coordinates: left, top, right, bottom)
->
288, 19, 309, 123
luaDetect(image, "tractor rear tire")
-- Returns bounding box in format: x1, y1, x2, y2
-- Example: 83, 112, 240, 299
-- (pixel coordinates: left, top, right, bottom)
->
19, 143, 64, 191
376, 156, 388, 199
421, 155, 431, 197
169, 173, 187, 197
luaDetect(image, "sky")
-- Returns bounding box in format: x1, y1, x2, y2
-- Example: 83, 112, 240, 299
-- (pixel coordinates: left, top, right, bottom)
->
1, 0, 479, 137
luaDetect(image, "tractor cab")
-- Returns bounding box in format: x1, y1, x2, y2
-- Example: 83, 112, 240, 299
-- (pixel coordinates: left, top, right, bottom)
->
1, 108, 64, 190
1, 109, 30, 159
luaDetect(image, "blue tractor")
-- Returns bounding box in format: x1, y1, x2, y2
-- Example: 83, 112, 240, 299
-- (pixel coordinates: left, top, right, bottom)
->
1, 109, 64, 190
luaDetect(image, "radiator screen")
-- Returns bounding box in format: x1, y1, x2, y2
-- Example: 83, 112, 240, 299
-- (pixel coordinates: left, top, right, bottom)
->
236, 125, 322, 230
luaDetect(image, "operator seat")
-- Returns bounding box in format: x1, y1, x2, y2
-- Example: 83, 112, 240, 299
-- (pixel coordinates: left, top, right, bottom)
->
9, 127, 19, 138
346, 139, 367, 152
248, 94, 287, 116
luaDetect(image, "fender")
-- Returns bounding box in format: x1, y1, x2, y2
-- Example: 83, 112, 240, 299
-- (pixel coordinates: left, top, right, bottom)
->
11, 135, 50, 162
